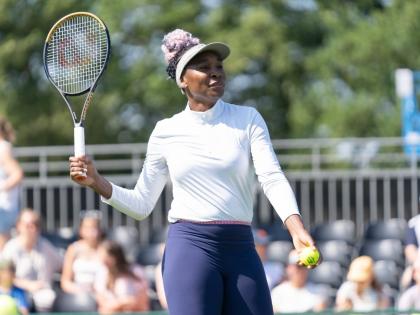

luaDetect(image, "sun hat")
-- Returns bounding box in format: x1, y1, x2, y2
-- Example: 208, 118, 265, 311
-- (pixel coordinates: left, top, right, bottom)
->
161, 29, 230, 89
347, 256, 374, 282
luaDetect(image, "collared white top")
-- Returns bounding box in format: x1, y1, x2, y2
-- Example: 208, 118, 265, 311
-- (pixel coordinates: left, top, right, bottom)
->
102, 99, 300, 223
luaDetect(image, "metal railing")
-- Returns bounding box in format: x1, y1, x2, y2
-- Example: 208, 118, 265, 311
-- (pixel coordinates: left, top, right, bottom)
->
14, 137, 420, 179
14, 137, 420, 241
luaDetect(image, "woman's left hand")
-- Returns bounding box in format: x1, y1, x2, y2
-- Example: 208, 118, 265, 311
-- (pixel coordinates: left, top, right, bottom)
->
292, 230, 322, 269
284, 214, 322, 269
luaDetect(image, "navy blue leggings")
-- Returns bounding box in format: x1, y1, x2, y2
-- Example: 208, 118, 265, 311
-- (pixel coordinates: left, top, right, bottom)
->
162, 221, 273, 315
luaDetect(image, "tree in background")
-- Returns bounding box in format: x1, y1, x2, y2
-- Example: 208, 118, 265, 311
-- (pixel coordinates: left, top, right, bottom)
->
0, 0, 417, 146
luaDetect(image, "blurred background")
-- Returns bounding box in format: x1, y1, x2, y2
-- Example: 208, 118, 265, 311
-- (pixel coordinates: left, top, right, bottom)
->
2, 0, 420, 314
1, 0, 412, 146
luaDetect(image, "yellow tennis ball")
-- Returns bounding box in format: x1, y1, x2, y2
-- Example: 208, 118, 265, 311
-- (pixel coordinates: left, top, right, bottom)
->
299, 247, 320, 267
0, 295, 19, 315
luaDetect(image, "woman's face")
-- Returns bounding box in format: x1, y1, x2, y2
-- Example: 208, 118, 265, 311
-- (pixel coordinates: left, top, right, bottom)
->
79, 217, 101, 243
181, 51, 226, 105
98, 247, 115, 269
0, 268, 13, 288
17, 212, 40, 240
287, 264, 308, 288
355, 275, 373, 291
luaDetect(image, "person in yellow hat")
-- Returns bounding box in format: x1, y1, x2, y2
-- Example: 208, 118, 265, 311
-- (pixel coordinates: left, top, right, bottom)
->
335, 256, 389, 312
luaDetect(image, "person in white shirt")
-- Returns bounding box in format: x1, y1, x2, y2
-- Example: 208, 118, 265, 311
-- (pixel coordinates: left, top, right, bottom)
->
271, 250, 327, 313
398, 257, 420, 312
401, 214, 420, 290
2, 209, 62, 312
60, 210, 105, 294
69, 28, 319, 315
0, 117, 23, 250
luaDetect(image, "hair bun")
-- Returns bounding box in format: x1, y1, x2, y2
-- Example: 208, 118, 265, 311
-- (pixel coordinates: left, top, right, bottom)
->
161, 29, 200, 64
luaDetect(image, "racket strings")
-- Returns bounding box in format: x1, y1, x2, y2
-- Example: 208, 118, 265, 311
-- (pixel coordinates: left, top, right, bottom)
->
46, 15, 109, 94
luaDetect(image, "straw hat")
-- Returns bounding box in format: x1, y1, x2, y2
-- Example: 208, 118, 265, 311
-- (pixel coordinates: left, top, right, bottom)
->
347, 256, 374, 282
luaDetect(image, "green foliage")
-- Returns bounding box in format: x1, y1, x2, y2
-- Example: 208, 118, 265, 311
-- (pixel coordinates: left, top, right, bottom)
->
0, 0, 417, 145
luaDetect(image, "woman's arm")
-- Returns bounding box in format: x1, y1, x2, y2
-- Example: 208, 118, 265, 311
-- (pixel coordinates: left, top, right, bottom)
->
248, 109, 318, 258
60, 243, 82, 294
335, 282, 353, 311
248, 109, 300, 223
155, 262, 168, 309
69, 123, 169, 220
96, 279, 150, 313
284, 214, 315, 251
0, 144, 23, 191
13, 278, 45, 293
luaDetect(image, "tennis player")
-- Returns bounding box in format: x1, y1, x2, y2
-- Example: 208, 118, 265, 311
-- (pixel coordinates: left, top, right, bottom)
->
69, 29, 318, 315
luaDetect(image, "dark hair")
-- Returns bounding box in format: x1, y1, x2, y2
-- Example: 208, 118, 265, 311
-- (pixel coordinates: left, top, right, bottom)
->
0, 117, 15, 143
101, 240, 139, 289
161, 29, 200, 80
79, 210, 105, 240
166, 44, 196, 80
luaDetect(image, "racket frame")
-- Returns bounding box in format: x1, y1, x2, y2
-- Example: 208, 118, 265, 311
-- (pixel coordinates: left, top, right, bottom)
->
43, 12, 111, 157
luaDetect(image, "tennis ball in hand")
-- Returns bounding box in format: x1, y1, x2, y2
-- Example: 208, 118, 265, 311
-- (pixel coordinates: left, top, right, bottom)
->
299, 247, 320, 267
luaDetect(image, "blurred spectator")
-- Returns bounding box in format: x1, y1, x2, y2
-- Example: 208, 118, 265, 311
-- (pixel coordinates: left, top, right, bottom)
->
1, 208, 62, 312
154, 243, 167, 310
94, 240, 149, 314
335, 256, 389, 312
253, 228, 284, 289
271, 250, 327, 313
0, 258, 29, 315
0, 117, 23, 250
61, 210, 104, 294
401, 214, 420, 290
398, 257, 420, 311
405, 214, 420, 264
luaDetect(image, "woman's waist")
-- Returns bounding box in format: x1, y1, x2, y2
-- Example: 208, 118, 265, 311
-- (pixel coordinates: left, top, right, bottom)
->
168, 219, 254, 245
168, 205, 253, 225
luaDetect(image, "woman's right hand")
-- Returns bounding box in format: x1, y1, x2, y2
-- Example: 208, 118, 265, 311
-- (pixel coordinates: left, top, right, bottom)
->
69, 155, 97, 187
69, 155, 113, 199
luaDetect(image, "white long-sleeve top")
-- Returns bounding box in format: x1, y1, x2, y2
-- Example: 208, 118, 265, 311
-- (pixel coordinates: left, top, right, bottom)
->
102, 99, 300, 223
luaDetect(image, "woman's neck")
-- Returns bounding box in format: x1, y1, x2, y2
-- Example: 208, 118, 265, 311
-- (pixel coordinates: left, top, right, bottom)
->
187, 99, 216, 112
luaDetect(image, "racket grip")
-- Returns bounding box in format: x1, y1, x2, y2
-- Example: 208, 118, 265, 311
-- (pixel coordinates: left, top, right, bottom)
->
74, 126, 85, 157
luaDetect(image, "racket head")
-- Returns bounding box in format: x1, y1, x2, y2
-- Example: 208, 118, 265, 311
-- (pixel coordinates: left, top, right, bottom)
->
43, 12, 111, 96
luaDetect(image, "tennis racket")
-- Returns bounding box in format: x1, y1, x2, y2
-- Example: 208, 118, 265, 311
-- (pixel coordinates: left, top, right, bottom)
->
43, 12, 110, 162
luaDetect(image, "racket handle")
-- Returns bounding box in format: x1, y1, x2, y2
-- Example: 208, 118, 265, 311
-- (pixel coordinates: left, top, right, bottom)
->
74, 126, 85, 157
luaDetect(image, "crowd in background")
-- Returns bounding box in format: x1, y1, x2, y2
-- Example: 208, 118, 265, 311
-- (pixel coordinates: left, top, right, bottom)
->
2, 116, 420, 314
0, 209, 151, 314
0, 207, 419, 313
